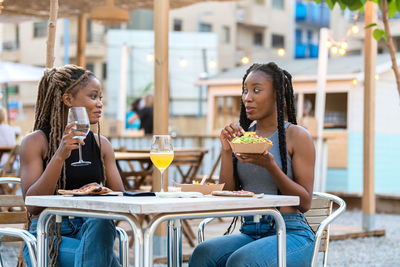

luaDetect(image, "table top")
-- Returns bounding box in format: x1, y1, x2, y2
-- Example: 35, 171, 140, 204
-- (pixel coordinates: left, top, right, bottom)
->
25, 195, 299, 215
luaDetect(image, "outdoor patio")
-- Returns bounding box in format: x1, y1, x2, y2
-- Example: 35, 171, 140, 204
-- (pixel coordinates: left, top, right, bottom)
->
1, 210, 397, 267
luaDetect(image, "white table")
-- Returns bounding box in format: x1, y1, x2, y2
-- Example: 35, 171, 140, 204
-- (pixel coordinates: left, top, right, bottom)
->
25, 195, 299, 267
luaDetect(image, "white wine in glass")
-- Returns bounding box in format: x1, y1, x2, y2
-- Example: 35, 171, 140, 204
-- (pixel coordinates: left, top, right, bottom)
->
150, 135, 174, 192
68, 107, 91, 167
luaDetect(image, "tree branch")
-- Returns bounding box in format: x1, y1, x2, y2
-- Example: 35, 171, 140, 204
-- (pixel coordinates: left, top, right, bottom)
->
381, 0, 400, 98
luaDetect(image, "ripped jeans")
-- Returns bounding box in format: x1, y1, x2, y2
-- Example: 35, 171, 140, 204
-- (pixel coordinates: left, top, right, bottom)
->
23, 217, 120, 267
189, 213, 315, 267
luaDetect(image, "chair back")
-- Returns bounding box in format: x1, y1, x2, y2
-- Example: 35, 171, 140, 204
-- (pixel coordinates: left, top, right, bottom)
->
0, 177, 28, 243
172, 150, 207, 184
307, 192, 346, 267
0, 145, 20, 177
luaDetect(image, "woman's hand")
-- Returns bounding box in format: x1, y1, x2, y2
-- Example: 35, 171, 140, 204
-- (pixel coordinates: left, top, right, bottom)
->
54, 122, 86, 161
220, 123, 245, 152
235, 150, 275, 170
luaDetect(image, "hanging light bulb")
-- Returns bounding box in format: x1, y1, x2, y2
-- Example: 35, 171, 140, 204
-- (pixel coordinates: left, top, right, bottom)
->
326, 41, 332, 48
277, 48, 285, 57
351, 25, 359, 34
241, 56, 250, 65
208, 60, 217, 69
352, 79, 358, 85
146, 53, 154, 62
179, 58, 188, 67
375, 74, 379, 80
340, 42, 348, 49
338, 48, 346, 55
331, 46, 338, 54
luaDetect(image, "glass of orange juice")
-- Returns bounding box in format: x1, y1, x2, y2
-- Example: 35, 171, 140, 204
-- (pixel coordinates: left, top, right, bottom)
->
150, 135, 174, 192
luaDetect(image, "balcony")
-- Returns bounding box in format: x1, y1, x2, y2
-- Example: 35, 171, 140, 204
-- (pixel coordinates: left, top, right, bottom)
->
296, 1, 330, 27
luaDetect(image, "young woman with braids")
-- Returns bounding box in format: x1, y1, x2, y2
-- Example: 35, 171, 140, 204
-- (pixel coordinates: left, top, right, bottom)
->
189, 62, 315, 267
20, 64, 124, 267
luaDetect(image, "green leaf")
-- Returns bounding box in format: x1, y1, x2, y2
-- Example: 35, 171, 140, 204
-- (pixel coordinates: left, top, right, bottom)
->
365, 23, 377, 29
326, 0, 336, 9
337, 0, 347, 9
396, 0, 400, 12
373, 28, 387, 41
361, 0, 368, 4
388, 0, 398, 17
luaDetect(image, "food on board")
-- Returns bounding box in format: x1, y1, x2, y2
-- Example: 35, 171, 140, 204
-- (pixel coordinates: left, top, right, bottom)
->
58, 183, 111, 195
212, 190, 255, 197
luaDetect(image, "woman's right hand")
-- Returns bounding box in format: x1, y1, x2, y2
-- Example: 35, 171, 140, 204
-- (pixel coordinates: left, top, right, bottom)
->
54, 122, 86, 161
220, 123, 245, 152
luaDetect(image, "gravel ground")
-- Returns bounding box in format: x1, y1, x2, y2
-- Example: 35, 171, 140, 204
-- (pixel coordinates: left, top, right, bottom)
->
325, 210, 400, 267
1, 210, 399, 266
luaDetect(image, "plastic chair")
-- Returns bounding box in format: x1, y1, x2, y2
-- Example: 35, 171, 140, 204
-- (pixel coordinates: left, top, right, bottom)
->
197, 192, 346, 267
0, 177, 129, 267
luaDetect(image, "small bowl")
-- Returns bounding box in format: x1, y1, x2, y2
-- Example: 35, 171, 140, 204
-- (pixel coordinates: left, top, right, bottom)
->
229, 142, 272, 154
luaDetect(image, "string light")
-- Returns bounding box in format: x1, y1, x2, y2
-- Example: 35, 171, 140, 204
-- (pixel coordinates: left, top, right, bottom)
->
331, 47, 338, 54
351, 25, 359, 34
208, 60, 217, 69
340, 42, 348, 49
146, 53, 154, 62
375, 74, 379, 80
326, 41, 332, 48
179, 58, 188, 67
241, 56, 250, 65
338, 48, 346, 55
277, 48, 285, 57
352, 79, 358, 85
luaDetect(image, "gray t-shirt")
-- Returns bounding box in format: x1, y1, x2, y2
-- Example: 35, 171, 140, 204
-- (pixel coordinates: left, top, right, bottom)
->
237, 122, 293, 194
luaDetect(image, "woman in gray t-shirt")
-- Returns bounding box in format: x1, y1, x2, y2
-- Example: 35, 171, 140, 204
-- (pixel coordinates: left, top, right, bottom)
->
189, 62, 315, 267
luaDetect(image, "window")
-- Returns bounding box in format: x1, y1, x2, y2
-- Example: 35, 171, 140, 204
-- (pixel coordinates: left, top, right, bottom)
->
272, 0, 284, 9
272, 34, 285, 48
173, 19, 182, 31
253, 32, 263, 46
102, 63, 107, 80
222, 26, 230, 44
295, 29, 302, 44
33, 21, 47, 38
86, 63, 95, 74
199, 23, 212, 32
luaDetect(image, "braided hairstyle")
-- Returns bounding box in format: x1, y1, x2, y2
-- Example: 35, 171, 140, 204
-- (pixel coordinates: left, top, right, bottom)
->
33, 64, 106, 266
239, 62, 297, 175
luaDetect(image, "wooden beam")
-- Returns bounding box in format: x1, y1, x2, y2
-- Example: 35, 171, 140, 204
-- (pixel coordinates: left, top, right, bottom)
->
46, 0, 58, 68
362, 0, 377, 231
76, 13, 87, 68
153, 0, 170, 192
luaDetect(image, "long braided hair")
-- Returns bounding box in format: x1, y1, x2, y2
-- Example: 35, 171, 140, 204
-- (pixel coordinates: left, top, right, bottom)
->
239, 62, 297, 174
225, 63, 298, 235
33, 64, 106, 266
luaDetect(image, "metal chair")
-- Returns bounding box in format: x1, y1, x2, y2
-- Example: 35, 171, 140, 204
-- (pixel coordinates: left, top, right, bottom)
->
197, 192, 346, 267
0, 177, 130, 267
0, 177, 37, 267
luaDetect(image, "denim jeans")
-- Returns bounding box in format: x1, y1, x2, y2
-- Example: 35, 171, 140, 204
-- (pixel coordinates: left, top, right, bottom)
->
189, 213, 315, 267
23, 217, 120, 267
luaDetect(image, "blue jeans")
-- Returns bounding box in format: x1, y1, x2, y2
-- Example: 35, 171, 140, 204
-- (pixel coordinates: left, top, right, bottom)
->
23, 217, 120, 267
189, 213, 315, 267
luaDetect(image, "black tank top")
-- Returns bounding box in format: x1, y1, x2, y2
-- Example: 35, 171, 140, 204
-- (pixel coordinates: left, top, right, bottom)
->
41, 126, 104, 190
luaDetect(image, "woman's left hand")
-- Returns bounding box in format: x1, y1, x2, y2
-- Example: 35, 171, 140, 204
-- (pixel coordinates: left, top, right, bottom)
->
235, 151, 275, 169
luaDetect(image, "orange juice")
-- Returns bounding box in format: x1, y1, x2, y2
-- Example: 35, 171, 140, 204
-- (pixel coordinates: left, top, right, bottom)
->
150, 152, 174, 172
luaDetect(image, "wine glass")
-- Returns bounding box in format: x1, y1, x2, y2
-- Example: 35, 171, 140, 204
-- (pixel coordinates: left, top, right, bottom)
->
68, 107, 91, 167
150, 135, 174, 192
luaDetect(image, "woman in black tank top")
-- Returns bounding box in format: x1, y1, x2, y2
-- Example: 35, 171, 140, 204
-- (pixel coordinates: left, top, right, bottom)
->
190, 63, 316, 267
20, 65, 124, 267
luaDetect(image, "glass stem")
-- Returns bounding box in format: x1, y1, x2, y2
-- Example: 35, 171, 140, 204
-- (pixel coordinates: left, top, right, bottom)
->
160, 171, 164, 192
78, 144, 83, 162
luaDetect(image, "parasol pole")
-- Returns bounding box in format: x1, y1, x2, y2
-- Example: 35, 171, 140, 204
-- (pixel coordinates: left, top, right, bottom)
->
46, 0, 59, 68
362, 0, 377, 231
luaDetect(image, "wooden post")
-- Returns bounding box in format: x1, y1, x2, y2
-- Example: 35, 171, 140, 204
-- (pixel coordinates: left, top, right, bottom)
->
153, 0, 170, 192
362, 0, 377, 231
46, 0, 59, 68
76, 13, 87, 68
314, 27, 329, 192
